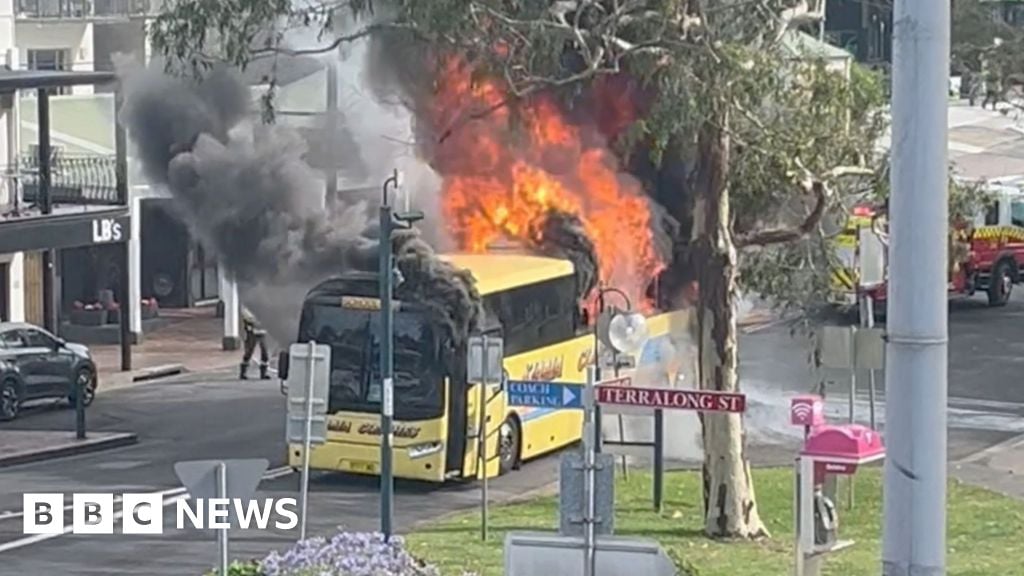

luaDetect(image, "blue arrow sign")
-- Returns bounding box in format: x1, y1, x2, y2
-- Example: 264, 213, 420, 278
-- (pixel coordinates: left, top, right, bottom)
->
506, 380, 585, 409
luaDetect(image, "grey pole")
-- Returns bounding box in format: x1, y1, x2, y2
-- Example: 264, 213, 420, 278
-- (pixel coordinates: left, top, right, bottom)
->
299, 340, 316, 541
583, 365, 598, 576
478, 334, 489, 541
216, 461, 229, 576
884, 0, 950, 573
379, 172, 399, 540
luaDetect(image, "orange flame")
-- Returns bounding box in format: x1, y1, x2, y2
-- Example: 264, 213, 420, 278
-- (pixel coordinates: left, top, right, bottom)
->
430, 57, 664, 309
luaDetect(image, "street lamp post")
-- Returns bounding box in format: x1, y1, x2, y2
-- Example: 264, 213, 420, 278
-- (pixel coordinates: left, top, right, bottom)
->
378, 170, 422, 540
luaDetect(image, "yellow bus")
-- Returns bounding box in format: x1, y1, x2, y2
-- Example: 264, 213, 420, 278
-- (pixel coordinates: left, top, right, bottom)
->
285, 252, 682, 482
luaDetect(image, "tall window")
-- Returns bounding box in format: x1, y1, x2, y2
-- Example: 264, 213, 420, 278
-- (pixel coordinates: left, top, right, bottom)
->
27, 49, 71, 95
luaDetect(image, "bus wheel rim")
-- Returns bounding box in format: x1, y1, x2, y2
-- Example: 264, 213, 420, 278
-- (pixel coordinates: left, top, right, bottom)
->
499, 422, 515, 462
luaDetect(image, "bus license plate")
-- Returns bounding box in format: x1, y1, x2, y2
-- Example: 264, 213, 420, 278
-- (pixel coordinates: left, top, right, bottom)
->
348, 461, 378, 473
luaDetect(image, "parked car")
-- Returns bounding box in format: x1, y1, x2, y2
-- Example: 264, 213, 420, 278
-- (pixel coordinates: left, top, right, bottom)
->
0, 323, 97, 421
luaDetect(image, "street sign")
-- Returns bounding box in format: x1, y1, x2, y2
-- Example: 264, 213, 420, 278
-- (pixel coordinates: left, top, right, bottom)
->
595, 386, 746, 413
173, 459, 269, 512
507, 380, 585, 409
285, 342, 331, 445
174, 459, 268, 576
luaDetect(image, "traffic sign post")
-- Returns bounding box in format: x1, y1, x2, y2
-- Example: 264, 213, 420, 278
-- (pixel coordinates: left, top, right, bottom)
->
174, 458, 270, 576
285, 341, 330, 541
594, 379, 747, 516
468, 334, 504, 542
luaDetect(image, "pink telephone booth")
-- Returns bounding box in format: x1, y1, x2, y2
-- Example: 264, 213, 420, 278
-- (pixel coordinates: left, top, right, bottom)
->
791, 396, 885, 576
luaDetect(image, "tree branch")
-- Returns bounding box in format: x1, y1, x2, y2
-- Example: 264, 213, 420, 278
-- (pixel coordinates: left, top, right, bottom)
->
249, 21, 418, 61
735, 162, 874, 248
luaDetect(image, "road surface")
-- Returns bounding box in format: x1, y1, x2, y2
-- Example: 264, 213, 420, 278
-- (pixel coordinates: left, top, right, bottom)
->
0, 292, 1022, 574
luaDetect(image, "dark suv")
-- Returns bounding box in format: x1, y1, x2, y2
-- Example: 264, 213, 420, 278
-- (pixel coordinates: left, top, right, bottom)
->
0, 323, 97, 421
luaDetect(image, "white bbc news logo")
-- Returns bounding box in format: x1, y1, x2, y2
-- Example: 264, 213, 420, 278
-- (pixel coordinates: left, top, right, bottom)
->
23, 493, 299, 535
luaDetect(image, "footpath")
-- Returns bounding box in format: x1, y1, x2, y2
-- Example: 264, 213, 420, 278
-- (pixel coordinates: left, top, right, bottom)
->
951, 433, 1024, 501
91, 307, 241, 392
0, 307, 243, 468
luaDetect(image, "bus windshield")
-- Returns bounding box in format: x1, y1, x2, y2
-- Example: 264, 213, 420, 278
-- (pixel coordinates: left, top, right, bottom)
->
298, 304, 445, 420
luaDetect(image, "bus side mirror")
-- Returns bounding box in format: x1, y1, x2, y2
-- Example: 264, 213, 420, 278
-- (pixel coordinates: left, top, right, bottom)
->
278, 350, 290, 380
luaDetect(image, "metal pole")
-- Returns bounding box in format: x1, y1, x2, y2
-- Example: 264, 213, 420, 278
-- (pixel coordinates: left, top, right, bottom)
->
216, 461, 229, 576
325, 63, 338, 209
884, 0, 950, 572
299, 340, 316, 541
848, 328, 856, 511
379, 192, 395, 541
478, 334, 489, 541
653, 409, 664, 513
818, 0, 827, 41
863, 295, 877, 430
583, 365, 598, 576
115, 90, 132, 371
37, 89, 58, 336
592, 293, 604, 454
613, 354, 627, 478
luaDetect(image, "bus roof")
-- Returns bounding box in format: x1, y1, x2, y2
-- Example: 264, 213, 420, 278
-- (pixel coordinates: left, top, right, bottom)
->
439, 253, 574, 296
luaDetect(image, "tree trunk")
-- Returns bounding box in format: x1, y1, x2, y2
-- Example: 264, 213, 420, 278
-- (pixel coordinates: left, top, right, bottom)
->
692, 116, 768, 539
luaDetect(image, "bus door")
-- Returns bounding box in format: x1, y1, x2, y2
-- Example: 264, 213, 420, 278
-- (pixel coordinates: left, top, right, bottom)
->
446, 326, 503, 478
444, 347, 470, 476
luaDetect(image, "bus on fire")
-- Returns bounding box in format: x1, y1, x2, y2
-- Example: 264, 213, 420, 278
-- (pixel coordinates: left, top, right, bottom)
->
282, 252, 684, 482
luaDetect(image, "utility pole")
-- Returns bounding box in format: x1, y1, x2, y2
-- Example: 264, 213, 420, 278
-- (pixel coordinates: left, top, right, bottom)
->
378, 170, 422, 540
883, 0, 949, 574
325, 62, 339, 209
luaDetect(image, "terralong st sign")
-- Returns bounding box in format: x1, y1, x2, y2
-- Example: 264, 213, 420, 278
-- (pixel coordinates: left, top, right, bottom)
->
596, 385, 746, 413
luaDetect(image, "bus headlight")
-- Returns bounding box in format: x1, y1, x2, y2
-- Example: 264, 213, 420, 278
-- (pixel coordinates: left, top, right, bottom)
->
407, 441, 444, 459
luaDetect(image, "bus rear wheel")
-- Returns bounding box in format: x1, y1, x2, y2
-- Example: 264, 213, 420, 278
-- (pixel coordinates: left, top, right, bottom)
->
498, 417, 521, 475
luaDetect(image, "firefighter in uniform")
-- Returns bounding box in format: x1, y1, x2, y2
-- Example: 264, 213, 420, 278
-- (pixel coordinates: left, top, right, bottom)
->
240, 307, 269, 380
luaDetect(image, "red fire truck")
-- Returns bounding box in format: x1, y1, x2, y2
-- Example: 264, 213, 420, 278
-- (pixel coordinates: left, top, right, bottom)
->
831, 182, 1024, 311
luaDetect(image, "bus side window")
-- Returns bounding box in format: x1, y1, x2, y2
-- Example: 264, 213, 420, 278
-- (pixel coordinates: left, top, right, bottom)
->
494, 276, 576, 356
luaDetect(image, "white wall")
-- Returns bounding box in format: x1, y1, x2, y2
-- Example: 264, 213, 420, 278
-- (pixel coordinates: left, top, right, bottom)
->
0, 0, 14, 57
93, 21, 145, 68
16, 21, 93, 94
0, 19, 25, 321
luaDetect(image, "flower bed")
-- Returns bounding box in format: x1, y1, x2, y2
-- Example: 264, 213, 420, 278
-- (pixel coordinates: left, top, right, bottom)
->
210, 532, 474, 576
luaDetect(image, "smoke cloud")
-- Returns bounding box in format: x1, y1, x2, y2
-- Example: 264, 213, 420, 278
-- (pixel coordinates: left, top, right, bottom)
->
116, 57, 481, 345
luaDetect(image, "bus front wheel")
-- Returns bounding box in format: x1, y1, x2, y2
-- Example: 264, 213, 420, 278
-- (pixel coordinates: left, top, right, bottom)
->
498, 417, 521, 475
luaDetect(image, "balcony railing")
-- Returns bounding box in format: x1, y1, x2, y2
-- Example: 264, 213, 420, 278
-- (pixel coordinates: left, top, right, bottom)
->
16, 0, 154, 19
17, 154, 120, 207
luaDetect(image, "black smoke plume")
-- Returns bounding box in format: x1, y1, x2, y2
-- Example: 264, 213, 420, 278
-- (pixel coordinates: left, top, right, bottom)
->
117, 59, 481, 345
531, 210, 599, 299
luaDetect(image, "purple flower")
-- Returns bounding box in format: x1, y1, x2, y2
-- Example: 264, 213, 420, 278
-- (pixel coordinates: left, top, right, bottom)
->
258, 530, 448, 576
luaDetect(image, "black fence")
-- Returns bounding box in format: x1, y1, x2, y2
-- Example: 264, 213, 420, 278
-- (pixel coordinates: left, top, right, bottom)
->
19, 154, 121, 206
16, 0, 152, 18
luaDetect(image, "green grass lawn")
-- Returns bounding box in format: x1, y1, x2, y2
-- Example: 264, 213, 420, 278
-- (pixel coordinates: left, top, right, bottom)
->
406, 468, 1024, 576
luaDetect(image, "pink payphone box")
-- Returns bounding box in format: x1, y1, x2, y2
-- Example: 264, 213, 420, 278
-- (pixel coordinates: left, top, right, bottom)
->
802, 424, 885, 481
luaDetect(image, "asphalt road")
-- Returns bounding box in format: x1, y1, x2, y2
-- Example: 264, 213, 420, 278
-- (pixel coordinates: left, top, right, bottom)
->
0, 291, 1022, 574
0, 370, 561, 575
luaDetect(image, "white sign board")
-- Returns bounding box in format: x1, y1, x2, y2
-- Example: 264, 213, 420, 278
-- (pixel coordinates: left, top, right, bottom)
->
818, 325, 885, 371
467, 335, 504, 384
858, 226, 886, 287
286, 343, 331, 445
